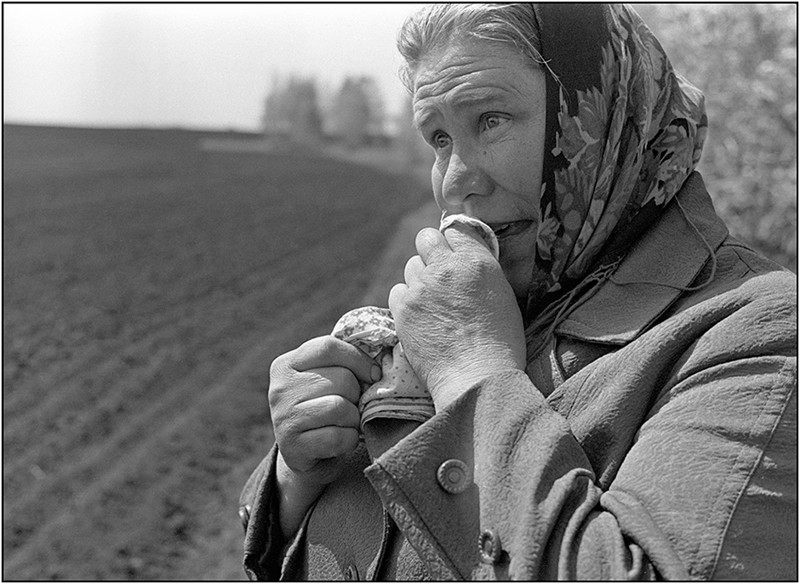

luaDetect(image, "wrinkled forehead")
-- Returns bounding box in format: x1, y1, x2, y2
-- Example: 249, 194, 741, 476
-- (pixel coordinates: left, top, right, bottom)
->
410, 35, 531, 99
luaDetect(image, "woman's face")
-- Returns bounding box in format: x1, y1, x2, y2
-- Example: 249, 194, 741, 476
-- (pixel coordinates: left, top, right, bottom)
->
412, 36, 547, 302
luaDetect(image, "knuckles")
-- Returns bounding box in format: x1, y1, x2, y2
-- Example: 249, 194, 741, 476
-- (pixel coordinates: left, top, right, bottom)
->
313, 334, 340, 356
269, 352, 290, 381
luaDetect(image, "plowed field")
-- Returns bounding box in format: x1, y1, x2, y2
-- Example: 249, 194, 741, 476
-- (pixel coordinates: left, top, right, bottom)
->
2, 124, 434, 579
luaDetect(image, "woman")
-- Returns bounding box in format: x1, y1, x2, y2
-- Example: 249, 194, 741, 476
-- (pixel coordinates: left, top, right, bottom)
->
241, 4, 796, 580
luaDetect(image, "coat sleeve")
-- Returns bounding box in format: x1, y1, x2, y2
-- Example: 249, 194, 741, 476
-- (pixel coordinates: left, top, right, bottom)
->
363, 272, 797, 580
240, 443, 311, 581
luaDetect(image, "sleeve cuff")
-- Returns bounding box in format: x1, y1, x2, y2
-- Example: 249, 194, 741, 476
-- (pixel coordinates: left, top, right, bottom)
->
241, 443, 314, 581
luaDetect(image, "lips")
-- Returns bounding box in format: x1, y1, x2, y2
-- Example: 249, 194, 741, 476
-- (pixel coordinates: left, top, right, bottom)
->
486, 220, 534, 239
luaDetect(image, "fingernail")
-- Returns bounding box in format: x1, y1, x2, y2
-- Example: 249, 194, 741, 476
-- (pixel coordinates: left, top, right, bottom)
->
371, 364, 382, 382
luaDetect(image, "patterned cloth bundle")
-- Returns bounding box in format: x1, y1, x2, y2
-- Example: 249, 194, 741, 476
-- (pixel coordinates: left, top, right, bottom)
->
331, 214, 499, 429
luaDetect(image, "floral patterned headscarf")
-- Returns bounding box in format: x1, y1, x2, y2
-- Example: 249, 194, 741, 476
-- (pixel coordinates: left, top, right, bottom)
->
524, 4, 707, 343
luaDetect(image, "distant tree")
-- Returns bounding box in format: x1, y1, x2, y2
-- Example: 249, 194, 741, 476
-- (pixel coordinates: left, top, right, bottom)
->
636, 4, 797, 271
262, 76, 324, 143
330, 76, 385, 148
362, 77, 386, 137
397, 93, 432, 167
262, 76, 290, 135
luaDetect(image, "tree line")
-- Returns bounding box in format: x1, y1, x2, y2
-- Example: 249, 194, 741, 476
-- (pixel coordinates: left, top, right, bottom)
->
262, 75, 389, 147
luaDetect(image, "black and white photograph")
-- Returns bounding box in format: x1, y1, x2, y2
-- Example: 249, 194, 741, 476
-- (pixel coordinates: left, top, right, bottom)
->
3, 3, 797, 581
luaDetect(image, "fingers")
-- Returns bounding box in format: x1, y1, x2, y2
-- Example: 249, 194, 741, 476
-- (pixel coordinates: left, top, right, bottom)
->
415, 227, 451, 265
388, 282, 408, 316
285, 335, 379, 386
270, 334, 373, 482
292, 425, 360, 470
404, 255, 425, 283
292, 394, 361, 432
416, 225, 493, 266
441, 223, 495, 257
295, 366, 363, 404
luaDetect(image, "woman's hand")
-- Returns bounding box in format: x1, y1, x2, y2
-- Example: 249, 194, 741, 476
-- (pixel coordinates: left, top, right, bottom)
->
388, 225, 526, 410
268, 336, 378, 535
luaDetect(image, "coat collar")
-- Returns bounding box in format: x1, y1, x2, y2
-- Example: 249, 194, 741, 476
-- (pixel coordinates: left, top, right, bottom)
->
555, 172, 729, 345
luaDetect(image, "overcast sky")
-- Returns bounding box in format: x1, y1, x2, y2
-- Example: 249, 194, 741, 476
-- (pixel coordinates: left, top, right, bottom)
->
4, 3, 425, 131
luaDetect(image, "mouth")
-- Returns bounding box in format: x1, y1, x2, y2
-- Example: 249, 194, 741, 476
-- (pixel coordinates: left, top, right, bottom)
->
486, 220, 534, 240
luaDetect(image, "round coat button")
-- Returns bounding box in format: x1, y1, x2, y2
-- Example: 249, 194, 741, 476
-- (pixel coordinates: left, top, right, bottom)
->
478, 529, 502, 564
344, 564, 359, 580
436, 459, 470, 494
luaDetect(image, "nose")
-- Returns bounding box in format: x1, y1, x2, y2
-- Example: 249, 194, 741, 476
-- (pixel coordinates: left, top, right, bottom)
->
440, 145, 490, 207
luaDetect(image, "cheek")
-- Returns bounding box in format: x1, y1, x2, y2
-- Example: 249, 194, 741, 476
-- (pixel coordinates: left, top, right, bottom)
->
430, 160, 446, 208
485, 135, 537, 197
507, 143, 543, 197
500, 254, 535, 301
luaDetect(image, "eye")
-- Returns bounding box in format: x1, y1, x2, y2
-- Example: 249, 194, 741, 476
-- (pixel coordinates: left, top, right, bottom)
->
431, 130, 452, 150
480, 113, 508, 132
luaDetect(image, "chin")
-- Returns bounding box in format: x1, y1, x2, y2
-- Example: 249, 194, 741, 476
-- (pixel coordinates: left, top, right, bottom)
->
496, 222, 538, 304
501, 266, 530, 307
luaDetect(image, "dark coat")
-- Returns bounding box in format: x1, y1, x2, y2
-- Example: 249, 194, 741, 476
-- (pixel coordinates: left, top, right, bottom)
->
240, 173, 797, 580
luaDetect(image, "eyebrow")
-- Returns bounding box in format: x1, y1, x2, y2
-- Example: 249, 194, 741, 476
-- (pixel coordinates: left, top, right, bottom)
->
413, 87, 513, 130
452, 87, 511, 108
412, 107, 437, 131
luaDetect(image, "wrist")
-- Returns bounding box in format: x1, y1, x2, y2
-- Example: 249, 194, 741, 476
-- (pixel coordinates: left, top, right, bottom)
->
276, 451, 325, 538
431, 359, 522, 411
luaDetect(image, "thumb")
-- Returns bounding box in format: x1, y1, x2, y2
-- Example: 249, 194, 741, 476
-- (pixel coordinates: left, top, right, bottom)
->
441, 222, 499, 260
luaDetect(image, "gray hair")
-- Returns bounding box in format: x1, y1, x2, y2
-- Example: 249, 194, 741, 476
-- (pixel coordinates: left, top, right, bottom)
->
396, 3, 543, 92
